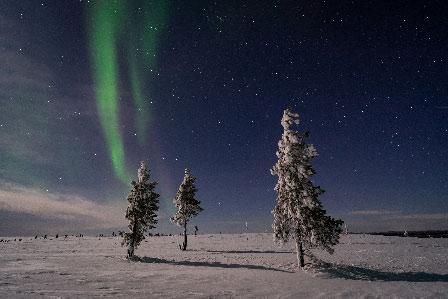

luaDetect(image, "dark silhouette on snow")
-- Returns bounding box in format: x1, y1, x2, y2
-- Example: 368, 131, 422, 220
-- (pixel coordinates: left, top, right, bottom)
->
312, 261, 448, 282
135, 256, 291, 273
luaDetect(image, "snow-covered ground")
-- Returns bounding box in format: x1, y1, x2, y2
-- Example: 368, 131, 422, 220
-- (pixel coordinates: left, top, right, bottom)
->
1, 233, 447, 298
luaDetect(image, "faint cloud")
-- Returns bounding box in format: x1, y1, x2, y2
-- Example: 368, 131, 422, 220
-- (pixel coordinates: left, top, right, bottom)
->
346, 210, 447, 220
215, 221, 249, 225
347, 210, 397, 216
0, 14, 99, 186
383, 213, 448, 220
0, 180, 126, 234
342, 210, 448, 232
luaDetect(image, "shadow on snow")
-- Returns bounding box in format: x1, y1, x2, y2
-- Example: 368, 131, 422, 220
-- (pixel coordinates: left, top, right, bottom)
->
133, 256, 291, 273
313, 262, 448, 282
206, 250, 292, 254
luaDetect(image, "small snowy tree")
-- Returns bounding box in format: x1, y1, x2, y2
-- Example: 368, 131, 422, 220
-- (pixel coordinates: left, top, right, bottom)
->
171, 169, 203, 250
120, 161, 160, 258
271, 107, 343, 268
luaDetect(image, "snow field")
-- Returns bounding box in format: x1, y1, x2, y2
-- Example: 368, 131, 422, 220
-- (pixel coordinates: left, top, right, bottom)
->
1, 233, 447, 298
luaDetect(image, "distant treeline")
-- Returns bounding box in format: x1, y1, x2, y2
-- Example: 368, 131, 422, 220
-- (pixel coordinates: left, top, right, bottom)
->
368, 230, 448, 238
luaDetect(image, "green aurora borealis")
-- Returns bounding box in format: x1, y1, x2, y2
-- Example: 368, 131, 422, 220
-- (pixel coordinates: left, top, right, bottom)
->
87, 0, 168, 183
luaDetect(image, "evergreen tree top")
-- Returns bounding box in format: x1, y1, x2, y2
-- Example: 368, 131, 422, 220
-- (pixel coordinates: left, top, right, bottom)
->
138, 160, 149, 183
281, 106, 300, 131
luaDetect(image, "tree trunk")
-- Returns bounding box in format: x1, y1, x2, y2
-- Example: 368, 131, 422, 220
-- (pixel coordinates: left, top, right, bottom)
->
295, 238, 305, 268
129, 221, 137, 258
182, 223, 188, 251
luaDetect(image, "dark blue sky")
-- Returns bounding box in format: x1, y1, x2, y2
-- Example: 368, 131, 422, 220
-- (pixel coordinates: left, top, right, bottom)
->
0, 0, 447, 236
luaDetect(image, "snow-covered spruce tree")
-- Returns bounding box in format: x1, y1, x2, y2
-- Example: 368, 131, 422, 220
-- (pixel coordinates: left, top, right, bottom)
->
171, 169, 203, 251
119, 161, 160, 258
271, 107, 343, 269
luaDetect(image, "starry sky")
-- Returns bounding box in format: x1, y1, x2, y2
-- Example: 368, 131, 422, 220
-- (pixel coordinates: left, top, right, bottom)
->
0, 0, 447, 236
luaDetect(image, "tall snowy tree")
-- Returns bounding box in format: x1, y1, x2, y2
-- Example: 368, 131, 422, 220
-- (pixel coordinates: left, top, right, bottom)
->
120, 161, 160, 258
271, 107, 343, 268
171, 169, 203, 251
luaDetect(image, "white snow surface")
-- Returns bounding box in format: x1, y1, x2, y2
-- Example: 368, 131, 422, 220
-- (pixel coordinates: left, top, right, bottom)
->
1, 233, 447, 298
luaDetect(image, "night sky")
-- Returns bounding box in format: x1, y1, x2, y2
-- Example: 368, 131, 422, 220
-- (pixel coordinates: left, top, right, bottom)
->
0, 0, 447, 236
